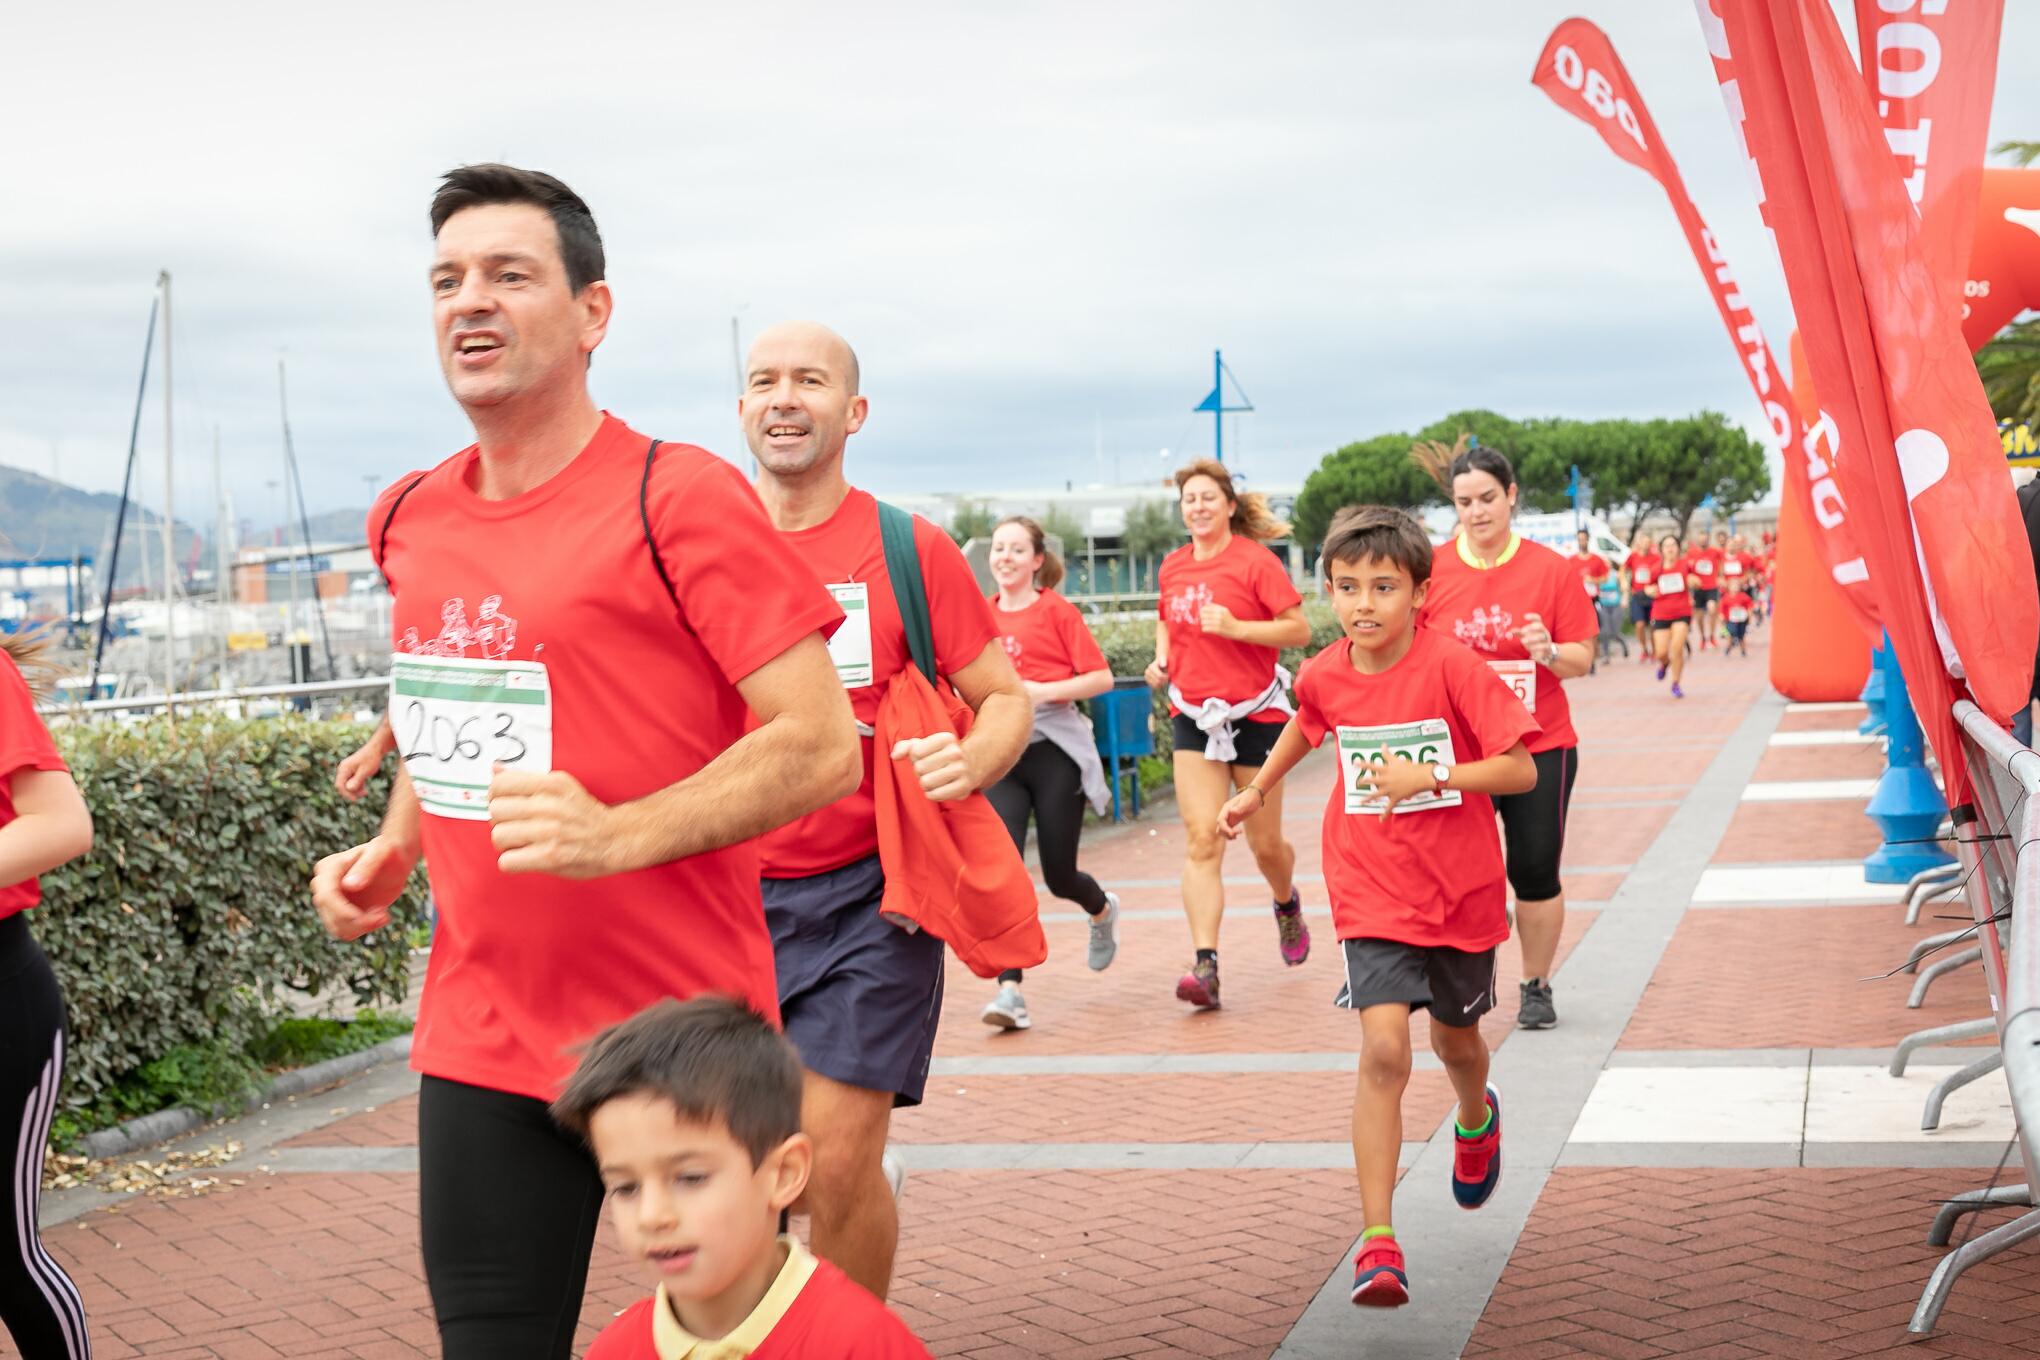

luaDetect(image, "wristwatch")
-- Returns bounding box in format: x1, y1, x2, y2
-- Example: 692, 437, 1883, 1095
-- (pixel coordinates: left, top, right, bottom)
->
1429, 763, 1451, 796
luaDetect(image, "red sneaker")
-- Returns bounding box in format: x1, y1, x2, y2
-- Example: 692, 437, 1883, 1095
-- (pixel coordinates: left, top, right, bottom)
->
1452, 1084, 1502, 1209
1350, 1235, 1409, 1307
1175, 956, 1221, 1009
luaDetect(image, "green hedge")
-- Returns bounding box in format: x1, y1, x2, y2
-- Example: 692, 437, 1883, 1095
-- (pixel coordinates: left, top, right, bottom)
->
38, 716, 427, 1112
1084, 597, 1343, 770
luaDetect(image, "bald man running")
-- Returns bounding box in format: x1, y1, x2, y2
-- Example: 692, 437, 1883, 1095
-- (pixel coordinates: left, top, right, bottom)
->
744, 321, 1032, 1300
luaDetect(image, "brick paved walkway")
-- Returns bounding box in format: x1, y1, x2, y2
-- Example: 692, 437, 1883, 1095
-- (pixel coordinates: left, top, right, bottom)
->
27, 625, 2040, 1358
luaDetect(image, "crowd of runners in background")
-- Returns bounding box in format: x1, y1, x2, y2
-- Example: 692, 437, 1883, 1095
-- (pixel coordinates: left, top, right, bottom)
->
0, 161, 1782, 1359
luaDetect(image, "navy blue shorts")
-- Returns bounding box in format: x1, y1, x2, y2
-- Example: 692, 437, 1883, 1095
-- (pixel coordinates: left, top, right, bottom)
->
762, 855, 946, 1107
1628, 593, 1652, 626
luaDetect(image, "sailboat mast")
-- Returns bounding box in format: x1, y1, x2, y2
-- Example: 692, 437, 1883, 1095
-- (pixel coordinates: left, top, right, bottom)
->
159, 269, 177, 715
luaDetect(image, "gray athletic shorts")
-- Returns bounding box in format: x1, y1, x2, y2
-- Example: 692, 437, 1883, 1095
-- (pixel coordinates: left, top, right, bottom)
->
1333, 937, 1499, 1029
762, 854, 947, 1107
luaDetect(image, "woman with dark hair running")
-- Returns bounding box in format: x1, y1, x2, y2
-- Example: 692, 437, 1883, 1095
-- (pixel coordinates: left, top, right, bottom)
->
1148, 458, 1312, 1010
1648, 533, 1694, 699
981, 515, 1122, 1031
0, 632, 95, 1359
1413, 439, 1597, 1030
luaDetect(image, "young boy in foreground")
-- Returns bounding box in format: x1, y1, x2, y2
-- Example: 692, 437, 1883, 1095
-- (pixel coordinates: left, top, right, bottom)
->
1720, 586, 1755, 657
1218, 506, 1539, 1308
554, 998, 932, 1358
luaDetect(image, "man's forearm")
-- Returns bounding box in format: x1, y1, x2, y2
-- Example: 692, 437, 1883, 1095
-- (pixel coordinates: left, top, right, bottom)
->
1230, 619, 1311, 649
607, 711, 859, 871
382, 764, 423, 855
962, 688, 1033, 790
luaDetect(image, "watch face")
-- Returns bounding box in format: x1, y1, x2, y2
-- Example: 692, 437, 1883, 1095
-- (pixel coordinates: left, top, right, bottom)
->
1431, 763, 1450, 784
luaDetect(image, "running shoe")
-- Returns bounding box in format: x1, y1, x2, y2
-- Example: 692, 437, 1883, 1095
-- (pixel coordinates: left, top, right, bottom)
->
1517, 978, 1556, 1030
1655, 664, 1667, 681
1453, 1085, 1503, 1209
1274, 892, 1311, 966
1176, 956, 1221, 1009
1671, 682, 1685, 699
1350, 1235, 1409, 1307
981, 983, 1031, 1030
1088, 892, 1121, 971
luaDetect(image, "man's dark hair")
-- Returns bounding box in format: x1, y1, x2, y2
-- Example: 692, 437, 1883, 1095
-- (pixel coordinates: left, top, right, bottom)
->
1321, 505, 1434, 588
430, 163, 606, 295
552, 997, 802, 1166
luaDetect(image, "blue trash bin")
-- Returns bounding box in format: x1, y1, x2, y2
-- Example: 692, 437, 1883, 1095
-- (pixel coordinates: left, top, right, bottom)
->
1089, 678, 1157, 822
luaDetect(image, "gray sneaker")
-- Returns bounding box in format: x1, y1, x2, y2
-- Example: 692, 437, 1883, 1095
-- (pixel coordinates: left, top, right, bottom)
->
981, 983, 1031, 1030
1088, 893, 1122, 971
1517, 979, 1557, 1030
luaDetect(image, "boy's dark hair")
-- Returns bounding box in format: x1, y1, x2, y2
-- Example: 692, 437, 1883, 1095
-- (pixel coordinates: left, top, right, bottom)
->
430, 164, 606, 295
552, 997, 802, 1166
1321, 505, 1434, 588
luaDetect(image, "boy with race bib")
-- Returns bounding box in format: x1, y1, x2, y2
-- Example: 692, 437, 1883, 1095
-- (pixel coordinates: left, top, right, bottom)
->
1216, 507, 1537, 1310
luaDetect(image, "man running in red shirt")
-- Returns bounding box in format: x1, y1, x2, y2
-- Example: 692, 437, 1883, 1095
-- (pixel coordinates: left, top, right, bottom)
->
309, 166, 862, 1360
742, 320, 1033, 1302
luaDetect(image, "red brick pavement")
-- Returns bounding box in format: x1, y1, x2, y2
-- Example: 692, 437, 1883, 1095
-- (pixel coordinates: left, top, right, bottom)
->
1752, 743, 1887, 784
1463, 1168, 2040, 1359
1713, 800, 1882, 863
1619, 907, 1993, 1051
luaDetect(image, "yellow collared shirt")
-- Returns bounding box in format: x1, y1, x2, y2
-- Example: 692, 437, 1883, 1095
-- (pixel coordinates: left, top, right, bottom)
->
651, 1236, 819, 1360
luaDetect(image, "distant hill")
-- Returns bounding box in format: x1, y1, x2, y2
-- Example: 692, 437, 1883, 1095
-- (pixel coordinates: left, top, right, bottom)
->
0, 463, 201, 583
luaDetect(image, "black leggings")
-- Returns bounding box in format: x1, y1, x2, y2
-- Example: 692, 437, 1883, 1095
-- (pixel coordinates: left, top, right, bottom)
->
1492, 746, 1578, 901
0, 915, 89, 1360
986, 741, 1109, 984
419, 1074, 604, 1359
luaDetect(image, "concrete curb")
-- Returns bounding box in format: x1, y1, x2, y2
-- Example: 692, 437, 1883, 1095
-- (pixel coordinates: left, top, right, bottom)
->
77, 1034, 413, 1160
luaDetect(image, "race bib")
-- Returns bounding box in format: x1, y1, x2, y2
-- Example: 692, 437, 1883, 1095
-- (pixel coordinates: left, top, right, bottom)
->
1337, 719, 1462, 816
1724, 558, 1744, 577
1695, 559, 1714, 576
1728, 607, 1750, 623
826, 582, 873, 689
1488, 659, 1537, 712
391, 654, 553, 821
1658, 571, 1685, 593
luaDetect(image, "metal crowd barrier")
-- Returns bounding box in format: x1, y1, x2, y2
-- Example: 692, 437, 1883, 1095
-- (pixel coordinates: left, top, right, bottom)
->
1910, 701, 2040, 1332
36, 676, 388, 719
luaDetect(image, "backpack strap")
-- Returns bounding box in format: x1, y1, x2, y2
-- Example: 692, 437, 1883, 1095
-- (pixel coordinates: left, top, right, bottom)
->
374, 472, 430, 588
878, 500, 937, 684
639, 439, 682, 610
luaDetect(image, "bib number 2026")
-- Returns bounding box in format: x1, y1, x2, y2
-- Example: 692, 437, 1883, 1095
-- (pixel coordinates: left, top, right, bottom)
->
391, 654, 553, 821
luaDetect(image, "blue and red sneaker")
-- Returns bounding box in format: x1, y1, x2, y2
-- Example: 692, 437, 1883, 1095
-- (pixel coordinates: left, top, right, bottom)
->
1453, 1084, 1502, 1209
1350, 1234, 1409, 1307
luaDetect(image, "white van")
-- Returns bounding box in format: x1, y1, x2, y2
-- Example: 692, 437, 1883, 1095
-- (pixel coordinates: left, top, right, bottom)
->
1420, 508, 1626, 565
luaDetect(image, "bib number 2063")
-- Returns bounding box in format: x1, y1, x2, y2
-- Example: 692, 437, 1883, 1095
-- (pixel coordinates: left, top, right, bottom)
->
390, 654, 553, 821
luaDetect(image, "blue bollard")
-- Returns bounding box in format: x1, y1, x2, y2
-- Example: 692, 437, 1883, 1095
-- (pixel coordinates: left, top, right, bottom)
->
1858, 640, 1889, 736
1863, 638, 1953, 883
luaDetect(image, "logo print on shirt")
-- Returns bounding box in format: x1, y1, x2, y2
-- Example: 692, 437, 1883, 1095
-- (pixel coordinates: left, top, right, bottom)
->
1452, 604, 1515, 653
1001, 634, 1023, 663
1165, 583, 1215, 627
401, 595, 521, 659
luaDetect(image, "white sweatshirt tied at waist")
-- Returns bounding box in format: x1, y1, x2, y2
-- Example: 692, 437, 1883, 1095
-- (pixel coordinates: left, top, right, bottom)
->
1168, 668, 1294, 764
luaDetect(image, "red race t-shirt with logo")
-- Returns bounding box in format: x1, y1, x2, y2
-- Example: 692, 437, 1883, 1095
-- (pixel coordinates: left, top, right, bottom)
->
992, 589, 1108, 684
371, 414, 843, 1100
1626, 552, 1656, 591
1158, 536, 1304, 723
1293, 631, 1542, 950
0, 653, 69, 922
1719, 550, 1758, 587
1688, 546, 1724, 591
1568, 550, 1611, 600
756, 490, 1001, 880
1649, 556, 1695, 622
1721, 589, 1757, 624
1421, 536, 1597, 753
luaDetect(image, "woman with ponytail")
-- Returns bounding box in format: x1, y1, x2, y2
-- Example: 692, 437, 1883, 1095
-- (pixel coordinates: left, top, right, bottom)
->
1411, 438, 1597, 1032
979, 517, 1121, 1031
1149, 459, 1312, 1011
0, 633, 95, 1358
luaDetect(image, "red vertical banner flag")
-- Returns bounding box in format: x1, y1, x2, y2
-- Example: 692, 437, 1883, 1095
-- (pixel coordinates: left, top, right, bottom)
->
1855, 0, 2003, 310
1529, 19, 1878, 638
1700, 0, 2036, 799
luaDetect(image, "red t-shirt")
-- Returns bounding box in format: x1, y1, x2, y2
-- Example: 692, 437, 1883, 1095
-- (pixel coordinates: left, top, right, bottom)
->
1420, 536, 1597, 753
992, 589, 1108, 684
756, 490, 1001, 879
1649, 556, 1695, 621
1158, 536, 1304, 723
1688, 546, 1724, 589
1719, 551, 1758, 585
586, 1259, 933, 1359
371, 413, 843, 1101
0, 654, 69, 922
1721, 589, 1757, 623
1293, 631, 1542, 949
1626, 552, 1656, 590
1567, 550, 1611, 599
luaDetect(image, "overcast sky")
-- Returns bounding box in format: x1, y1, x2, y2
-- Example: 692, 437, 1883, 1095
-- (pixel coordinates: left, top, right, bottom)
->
4, 1, 2036, 533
